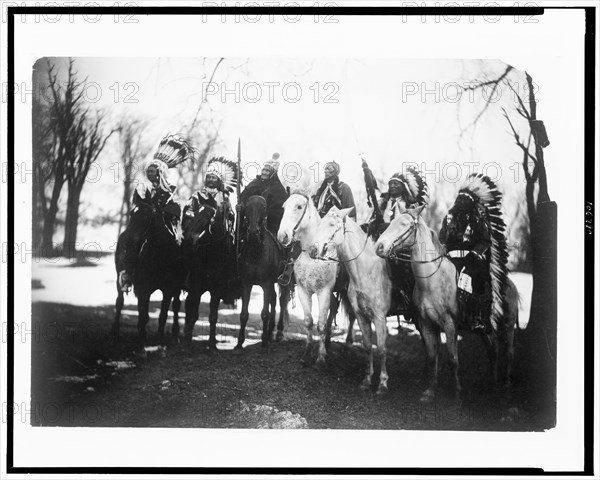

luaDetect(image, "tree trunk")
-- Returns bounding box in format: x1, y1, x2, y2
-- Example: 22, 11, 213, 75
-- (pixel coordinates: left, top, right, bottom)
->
32, 166, 48, 251
62, 183, 82, 258
41, 176, 64, 254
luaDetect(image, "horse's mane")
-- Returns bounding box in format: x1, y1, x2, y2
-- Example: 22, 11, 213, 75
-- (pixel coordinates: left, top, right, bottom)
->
416, 218, 446, 256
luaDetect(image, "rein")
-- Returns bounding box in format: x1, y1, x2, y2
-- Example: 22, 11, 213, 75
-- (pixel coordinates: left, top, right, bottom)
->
386, 210, 446, 279
319, 215, 369, 264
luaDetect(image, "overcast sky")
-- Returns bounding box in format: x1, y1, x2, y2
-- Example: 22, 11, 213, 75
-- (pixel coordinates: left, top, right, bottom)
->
34, 56, 565, 247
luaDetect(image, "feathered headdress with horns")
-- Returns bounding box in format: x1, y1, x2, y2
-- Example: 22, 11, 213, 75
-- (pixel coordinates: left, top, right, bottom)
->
204, 156, 240, 193
153, 134, 196, 168
390, 166, 429, 206
457, 173, 509, 331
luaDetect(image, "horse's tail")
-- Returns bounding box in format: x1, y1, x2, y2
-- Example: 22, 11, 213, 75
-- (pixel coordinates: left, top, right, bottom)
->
339, 289, 355, 323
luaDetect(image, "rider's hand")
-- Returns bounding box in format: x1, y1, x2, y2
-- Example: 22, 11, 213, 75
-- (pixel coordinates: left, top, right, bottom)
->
235, 204, 242, 212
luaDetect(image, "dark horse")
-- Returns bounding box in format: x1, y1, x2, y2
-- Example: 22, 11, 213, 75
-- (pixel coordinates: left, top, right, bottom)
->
113, 202, 184, 345
235, 195, 289, 350
182, 203, 239, 350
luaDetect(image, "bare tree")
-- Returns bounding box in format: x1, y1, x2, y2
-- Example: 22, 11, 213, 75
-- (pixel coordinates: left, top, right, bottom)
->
116, 116, 150, 234
32, 100, 57, 250
502, 72, 556, 401
40, 59, 87, 252
62, 110, 116, 256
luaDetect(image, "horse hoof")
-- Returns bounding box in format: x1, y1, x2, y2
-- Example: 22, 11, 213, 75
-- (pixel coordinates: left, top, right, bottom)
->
232, 346, 243, 355
275, 332, 284, 342
359, 381, 371, 391
315, 356, 326, 367
376, 385, 388, 396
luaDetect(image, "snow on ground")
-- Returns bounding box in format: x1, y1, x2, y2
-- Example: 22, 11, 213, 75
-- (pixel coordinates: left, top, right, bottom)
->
31, 255, 533, 342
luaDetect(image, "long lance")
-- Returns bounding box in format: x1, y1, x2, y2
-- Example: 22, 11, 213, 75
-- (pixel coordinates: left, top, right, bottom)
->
361, 157, 382, 222
235, 138, 242, 276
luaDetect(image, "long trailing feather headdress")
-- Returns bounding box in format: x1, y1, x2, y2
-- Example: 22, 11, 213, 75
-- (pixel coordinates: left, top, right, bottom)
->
458, 173, 509, 331
153, 133, 196, 168
204, 156, 240, 193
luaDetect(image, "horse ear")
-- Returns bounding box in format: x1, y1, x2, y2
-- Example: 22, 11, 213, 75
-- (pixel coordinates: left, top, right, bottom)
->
338, 207, 355, 220
329, 206, 340, 214
414, 204, 426, 217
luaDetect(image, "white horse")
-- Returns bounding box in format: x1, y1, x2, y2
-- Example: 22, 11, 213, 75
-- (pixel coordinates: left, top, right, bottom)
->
375, 206, 519, 401
311, 207, 392, 394
277, 193, 353, 365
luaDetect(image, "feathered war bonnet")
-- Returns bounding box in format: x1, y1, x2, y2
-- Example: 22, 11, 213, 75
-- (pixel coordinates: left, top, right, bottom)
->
388, 166, 429, 206
147, 133, 196, 192
456, 173, 509, 331
204, 156, 240, 193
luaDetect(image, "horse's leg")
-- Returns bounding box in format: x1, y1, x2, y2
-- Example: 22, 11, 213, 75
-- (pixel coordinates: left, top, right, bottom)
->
443, 315, 461, 401
260, 283, 272, 346
355, 312, 374, 390
374, 312, 389, 395
137, 289, 151, 348
505, 324, 515, 387
483, 330, 499, 387
297, 287, 314, 366
207, 293, 220, 351
419, 320, 441, 402
157, 293, 170, 344
171, 291, 181, 342
112, 282, 124, 340
183, 290, 200, 347
315, 289, 333, 365
325, 293, 339, 347
340, 291, 355, 345
235, 282, 252, 350
268, 283, 277, 343
276, 285, 288, 342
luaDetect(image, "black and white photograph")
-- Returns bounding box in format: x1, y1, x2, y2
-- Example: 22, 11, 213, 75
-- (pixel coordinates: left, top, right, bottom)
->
1, 3, 597, 476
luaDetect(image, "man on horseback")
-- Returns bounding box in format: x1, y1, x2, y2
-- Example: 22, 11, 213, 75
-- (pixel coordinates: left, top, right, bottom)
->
312, 161, 356, 219
367, 166, 429, 317
238, 153, 288, 234
183, 157, 238, 293
367, 167, 428, 240
237, 153, 292, 286
119, 134, 193, 289
439, 175, 507, 331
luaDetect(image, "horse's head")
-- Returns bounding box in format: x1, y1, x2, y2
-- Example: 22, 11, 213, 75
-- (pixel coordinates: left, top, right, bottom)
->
127, 203, 154, 245
309, 206, 354, 260
278, 193, 310, 246
182, 204, 217, 248
244, 195, 267, 244
375, 204, 425, 259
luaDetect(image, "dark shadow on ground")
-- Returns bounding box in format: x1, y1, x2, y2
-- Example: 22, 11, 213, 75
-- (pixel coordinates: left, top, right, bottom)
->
30, 301, 552, 430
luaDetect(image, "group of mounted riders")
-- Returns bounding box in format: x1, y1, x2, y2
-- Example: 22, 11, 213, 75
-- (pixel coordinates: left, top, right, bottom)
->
120, 133, 503, 335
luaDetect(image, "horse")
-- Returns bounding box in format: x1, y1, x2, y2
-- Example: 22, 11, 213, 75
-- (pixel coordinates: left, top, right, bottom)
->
182, 202, 239, 351
310, 207, 392, 394
236, 195, 289, 349
277, 193, 355, 365
113, 202, 183, 345
374, 205, 519, 402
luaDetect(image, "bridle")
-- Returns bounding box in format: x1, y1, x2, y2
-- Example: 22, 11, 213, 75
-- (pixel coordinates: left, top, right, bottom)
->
385, 209, 446, 279
290, 193, 310, 241
184, 205, 224, 247
243, 199, 267, 246
318, 212, 369, 264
